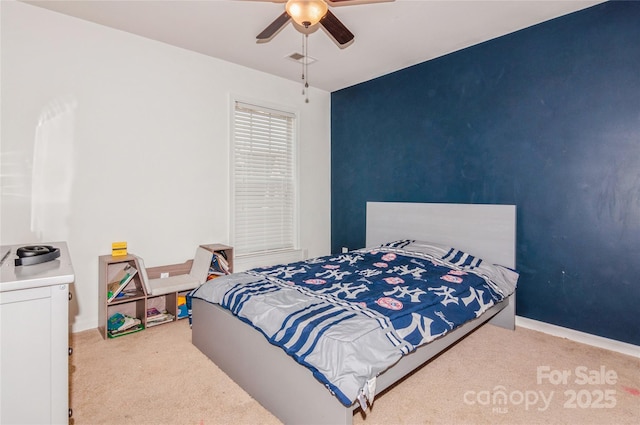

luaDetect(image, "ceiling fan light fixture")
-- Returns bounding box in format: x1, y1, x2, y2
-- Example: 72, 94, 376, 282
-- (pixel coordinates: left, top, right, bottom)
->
286, 0, 328, 28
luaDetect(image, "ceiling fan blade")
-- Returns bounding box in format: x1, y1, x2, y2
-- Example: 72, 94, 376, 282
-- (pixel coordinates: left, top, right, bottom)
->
256, 11, 291, 41
320, 9, 354, 46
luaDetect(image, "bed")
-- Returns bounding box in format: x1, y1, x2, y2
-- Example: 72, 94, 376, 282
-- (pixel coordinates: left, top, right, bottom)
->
190, 202, 517, 424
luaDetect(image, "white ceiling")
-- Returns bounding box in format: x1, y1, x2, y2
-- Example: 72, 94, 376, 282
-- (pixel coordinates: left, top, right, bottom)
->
25, 0, 603, 92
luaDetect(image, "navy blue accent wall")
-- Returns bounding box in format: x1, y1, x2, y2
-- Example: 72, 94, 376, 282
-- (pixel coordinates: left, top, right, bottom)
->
331, 2, 640, 345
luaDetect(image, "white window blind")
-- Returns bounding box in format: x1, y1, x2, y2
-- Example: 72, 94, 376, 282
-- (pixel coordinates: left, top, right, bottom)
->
232, 101, 297, 257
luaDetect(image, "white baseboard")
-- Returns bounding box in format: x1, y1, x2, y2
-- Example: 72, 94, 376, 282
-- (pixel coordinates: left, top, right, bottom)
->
71, 318, 98, 334
515, 316, 639, 359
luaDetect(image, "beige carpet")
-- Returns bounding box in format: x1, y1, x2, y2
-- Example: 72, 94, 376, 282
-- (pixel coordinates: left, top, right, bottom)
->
70, 319, 639, 425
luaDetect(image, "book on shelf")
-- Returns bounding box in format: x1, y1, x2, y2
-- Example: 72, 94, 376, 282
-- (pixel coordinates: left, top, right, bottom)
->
107, 312, 144, 338
115, 287, 138, 300
107, 263, 138, 302
207, 251, 230, 280
177, 295, 188, 318
146, 307, 175, 327
108, 323, 144, 338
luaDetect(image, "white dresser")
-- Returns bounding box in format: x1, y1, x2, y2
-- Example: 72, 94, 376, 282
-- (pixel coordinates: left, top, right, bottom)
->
0, 242, 74, 425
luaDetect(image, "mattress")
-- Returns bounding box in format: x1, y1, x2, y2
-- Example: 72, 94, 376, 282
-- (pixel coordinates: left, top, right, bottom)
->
188, 240, 518, 409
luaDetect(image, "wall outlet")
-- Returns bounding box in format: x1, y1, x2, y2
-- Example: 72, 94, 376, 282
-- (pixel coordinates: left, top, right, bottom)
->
160, 272, 169, 278
341, 247, 349, 253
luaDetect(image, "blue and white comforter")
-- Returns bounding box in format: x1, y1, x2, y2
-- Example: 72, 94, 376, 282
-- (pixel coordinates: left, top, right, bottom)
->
189, 240, 518, 408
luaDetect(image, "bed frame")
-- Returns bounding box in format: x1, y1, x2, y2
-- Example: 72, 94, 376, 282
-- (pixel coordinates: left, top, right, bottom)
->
192, 202, 516, 424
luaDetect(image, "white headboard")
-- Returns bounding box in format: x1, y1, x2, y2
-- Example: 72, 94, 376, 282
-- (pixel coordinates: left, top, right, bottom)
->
366, 202, 516, 268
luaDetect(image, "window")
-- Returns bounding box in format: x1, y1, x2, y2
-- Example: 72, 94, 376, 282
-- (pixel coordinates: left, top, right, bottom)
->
231, 101, 298, 257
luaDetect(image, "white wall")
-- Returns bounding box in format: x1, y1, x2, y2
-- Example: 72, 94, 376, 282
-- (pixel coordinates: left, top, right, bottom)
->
0, 1, 332, 332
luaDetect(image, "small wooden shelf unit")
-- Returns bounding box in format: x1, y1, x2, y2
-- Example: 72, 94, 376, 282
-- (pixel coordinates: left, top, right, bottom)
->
98, 243, 233, 339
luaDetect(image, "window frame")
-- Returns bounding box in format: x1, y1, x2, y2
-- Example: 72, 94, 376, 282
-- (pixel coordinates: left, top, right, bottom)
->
229, 97, 301, 261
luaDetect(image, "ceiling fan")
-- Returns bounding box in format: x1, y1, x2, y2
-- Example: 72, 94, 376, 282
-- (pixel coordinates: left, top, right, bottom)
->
256, 0, 391, 47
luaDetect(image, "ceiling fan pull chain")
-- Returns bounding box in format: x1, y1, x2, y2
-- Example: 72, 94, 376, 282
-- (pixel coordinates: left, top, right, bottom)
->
304, 33, 309, 103
301, 33, 306, 85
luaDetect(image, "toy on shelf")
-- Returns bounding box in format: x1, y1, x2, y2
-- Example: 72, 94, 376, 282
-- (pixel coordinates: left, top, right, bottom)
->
111, 241, 127, 257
